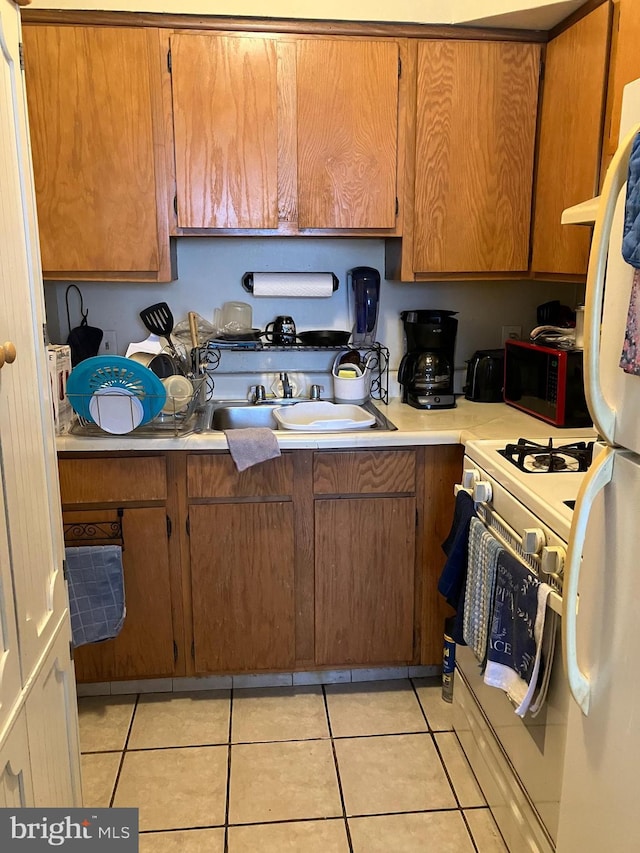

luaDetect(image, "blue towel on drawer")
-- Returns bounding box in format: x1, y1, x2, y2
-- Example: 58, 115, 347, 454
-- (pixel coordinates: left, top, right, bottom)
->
65, 545, 126, 647
622, 131, 640, 269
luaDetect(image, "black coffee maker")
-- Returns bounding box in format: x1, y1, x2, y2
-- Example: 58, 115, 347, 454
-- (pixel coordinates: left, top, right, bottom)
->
398, 310, 458, 409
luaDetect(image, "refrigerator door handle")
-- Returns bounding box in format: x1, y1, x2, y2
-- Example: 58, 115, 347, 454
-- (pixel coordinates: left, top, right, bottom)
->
562, 446, 615, 716
584, 122, 640, 445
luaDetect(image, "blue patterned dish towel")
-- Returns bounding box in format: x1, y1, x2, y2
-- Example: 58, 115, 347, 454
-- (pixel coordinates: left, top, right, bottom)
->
483, 550, 551, 717
463, 518, 503, 663
65, 545, 126, 647
620, 131, 640, 375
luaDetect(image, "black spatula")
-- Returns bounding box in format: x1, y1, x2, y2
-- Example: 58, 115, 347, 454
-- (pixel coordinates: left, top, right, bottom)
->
140, 302, 175, 339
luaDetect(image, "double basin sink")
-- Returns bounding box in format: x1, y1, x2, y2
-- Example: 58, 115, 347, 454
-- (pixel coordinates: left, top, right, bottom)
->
195, 398, 397, 433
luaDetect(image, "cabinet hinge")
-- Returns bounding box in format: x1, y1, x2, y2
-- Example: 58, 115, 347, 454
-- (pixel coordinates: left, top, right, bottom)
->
191, 640, 195, 660
415, 508, 419, 528
395, 197, 399, 217
166, 515, 172, 539
398, 56, 401, 78
69, 640, 74, 661
167, 47, 172, 73
173, 195, 178, 216
186, 515, 190, 536
62, 558, 68, 581
19, 43, 24, 71
173, 641, 178, 664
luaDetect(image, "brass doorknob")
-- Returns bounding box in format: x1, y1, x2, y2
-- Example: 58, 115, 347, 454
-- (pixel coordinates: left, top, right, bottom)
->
0, 342, 17, 369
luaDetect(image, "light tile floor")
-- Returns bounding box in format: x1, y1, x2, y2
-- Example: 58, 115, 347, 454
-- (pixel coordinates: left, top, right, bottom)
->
78, 677, 509, 852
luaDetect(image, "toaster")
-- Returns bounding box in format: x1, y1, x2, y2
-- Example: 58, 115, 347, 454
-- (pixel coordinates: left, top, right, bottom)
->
464, 348, 505, 402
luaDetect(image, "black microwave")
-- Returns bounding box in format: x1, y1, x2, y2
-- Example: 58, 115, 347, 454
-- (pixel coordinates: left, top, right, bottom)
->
504, 340, 592, 428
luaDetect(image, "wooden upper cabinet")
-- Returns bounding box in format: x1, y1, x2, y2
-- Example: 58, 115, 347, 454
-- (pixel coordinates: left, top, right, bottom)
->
531, 4, 611, 278
22, 25, 173, 282
296, 38, 400, 230
170, 33, 279, 229
411, 39, 540, 275
601, 0, 640, 177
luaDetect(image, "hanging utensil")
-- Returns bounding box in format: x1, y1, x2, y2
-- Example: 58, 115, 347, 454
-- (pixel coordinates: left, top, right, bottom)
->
188, 311, 200, 375
139, 302, 180, 361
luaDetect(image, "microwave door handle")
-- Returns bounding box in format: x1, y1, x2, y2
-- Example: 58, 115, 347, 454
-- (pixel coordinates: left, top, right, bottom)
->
584, 122, 640, 444
562, 446, 614, 716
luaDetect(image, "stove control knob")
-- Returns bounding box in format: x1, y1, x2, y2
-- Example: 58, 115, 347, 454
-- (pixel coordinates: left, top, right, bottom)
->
463, 469, 480, 490
473, 481, 492, 503
541, 545, 566, 579
522, 528, 546, 554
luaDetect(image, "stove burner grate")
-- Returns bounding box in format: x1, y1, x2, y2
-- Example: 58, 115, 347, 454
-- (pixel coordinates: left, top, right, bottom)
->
498, 437, 594, 473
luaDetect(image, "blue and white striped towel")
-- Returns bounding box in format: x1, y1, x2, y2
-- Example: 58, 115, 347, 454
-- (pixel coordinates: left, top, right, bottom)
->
65, 545, 126, 647
463, 518, 503, 663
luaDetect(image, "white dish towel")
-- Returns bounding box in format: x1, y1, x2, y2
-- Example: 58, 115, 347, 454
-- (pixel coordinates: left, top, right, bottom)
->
463, 518, 503, 663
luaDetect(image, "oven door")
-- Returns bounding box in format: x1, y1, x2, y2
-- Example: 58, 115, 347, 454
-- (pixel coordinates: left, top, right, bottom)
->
454, 460, 570, 851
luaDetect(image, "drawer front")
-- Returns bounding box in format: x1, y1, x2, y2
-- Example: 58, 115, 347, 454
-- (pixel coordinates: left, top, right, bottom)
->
187, 453, 293, 498
58, 456, 167, 505
313, 450, 416, 495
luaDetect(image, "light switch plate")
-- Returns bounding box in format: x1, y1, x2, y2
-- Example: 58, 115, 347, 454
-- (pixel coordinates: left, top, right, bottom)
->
501, 325, 522, 345
98, 330, 118, 355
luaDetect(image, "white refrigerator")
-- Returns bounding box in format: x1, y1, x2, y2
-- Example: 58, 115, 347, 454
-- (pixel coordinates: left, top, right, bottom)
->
557, 78, 640, 852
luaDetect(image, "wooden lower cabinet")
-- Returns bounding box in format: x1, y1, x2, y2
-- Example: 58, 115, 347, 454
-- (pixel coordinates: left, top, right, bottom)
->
315, 496, 416, 666
68, 506, 176, 682
189, 502, 296, 672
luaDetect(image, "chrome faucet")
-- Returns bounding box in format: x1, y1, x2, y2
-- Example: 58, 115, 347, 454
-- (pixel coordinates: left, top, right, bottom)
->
250, 384, 266, 403
310, 384, 324, 400
280, 372, 293, 398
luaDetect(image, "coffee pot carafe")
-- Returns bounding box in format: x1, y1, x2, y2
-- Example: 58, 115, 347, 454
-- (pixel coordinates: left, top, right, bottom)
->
398, 310, 458, 409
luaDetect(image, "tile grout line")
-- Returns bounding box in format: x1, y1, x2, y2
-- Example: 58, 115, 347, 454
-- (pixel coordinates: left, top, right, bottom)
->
223, 688, 234, 853
322, 685, 354, 853
108, 693, 140, 809
410, 678, 483, 853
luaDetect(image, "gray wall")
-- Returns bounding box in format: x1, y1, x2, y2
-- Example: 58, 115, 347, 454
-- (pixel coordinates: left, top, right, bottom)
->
45, 237, 584, 397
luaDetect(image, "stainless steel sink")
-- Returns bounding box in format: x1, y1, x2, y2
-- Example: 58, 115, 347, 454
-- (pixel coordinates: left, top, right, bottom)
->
198, 399, 396, 432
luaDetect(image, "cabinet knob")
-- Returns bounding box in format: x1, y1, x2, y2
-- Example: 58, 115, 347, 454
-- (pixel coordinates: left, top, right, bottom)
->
0, 341, 17, 369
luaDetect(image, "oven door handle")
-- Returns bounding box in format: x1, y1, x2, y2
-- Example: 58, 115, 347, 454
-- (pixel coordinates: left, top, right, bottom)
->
562, 446, 614, 716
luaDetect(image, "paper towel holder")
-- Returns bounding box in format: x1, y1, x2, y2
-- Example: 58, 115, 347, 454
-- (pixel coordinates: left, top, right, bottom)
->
242, 271, 339, 294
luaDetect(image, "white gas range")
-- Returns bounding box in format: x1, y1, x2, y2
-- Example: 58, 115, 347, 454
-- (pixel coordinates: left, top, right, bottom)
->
453, 435, 595, 853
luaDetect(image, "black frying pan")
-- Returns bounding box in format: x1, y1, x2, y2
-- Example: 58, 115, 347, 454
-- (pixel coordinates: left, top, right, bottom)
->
296, 330, 351, 347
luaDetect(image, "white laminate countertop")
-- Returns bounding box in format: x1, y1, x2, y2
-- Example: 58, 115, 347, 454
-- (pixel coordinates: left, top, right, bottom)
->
56, 398, 597, 453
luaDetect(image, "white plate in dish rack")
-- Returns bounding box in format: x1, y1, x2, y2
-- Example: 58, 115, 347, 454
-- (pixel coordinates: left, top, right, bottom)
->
89, 387, 144, 434
272, 401, 375, 431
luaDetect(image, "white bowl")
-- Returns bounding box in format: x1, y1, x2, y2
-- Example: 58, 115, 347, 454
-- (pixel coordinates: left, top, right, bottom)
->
89, 387, 144, 434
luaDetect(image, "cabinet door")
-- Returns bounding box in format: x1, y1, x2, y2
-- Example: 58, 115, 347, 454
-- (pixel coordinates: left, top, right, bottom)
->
71, 507, 176, 682
22, 25, 173, 281
0, 710, 34, 809
296, 38, 400, 229
413, 40, 540, 274
315, 497, 415, 666
190, 503, 295, 672
170, 33, 279, 229
531, 5, 610, 277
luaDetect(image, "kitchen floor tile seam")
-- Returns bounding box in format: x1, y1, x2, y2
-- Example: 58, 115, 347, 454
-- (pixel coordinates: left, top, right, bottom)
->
409, 677, 451, 733
223, 690, 234, 853
109, 693, 140, 808
322, 685, 354, 853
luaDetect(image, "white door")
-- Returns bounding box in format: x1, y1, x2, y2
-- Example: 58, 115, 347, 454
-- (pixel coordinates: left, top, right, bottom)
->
557, 450, 640, 851
0, 710, 34, 808
0, 0, 67, 676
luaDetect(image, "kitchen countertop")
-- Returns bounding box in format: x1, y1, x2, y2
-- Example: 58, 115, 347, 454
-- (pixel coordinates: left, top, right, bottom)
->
56, 398, 597, 452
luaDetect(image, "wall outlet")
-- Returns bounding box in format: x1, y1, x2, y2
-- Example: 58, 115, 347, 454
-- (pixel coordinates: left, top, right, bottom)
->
501, 325, 522, 345
99, 330, 118, 355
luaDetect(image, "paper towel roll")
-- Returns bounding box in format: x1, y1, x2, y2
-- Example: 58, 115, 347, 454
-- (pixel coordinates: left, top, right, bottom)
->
244, 272, 337, 297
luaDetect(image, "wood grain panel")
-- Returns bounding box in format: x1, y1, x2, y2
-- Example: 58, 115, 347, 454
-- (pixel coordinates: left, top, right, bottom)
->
187, 453, 293, 498
277, 38, 298, 226
171, 33, 278, 228
58, 457, 166, 505
601, 0, 640, 177
296, 38, 399, 229
315, 497, 415, 665
313, 450, 416, 494
419, 445, 463, 665
531, 4, 610, 276
292, 452, 315, 665
190, 503, 295, 672
73, 507, 175, 681
414, 40, 540, 273
22, 26, 164, 277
